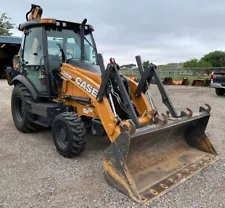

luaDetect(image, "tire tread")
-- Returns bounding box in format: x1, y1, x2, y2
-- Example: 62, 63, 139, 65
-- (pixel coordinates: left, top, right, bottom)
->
52, 112, 86, 157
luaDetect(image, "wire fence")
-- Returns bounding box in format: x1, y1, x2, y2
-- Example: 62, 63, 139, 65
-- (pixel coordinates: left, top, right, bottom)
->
157, 69, 211, 78
120, 67, 225, 79
119, 67, 225, 86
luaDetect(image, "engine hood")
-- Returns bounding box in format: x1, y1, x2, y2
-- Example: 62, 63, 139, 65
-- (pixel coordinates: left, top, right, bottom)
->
67, 59, 101, 75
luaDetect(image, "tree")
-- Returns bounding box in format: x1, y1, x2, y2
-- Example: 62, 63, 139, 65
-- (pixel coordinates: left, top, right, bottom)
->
0, 13, 14, 36
183, 58, 212, 68
201, 50, 225, 67
183, 58, 198, 68
197, 59, 212, 67
198, 60, 212, 75
143, 60, 151, 69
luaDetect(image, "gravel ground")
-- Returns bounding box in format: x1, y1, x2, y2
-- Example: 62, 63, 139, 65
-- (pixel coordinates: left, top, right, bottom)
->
0, 79, 224, 208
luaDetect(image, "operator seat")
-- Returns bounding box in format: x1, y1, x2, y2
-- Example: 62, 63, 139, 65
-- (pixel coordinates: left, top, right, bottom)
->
48, 54, 63, 94
48, 54, 62, 71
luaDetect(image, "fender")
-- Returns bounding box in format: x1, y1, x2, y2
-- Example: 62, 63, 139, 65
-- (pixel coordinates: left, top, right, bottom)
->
11, 75, 38, 100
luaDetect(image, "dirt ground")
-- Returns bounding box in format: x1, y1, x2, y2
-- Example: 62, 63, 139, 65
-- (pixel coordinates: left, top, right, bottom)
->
0, 80, 224, 208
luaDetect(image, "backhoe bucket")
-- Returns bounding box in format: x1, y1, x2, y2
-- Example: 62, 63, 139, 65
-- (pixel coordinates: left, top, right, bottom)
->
103, 109, 218, 205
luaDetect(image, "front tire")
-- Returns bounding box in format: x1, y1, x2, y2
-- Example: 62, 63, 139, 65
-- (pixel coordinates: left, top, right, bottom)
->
215, 88, 225, 96
11, 83, 37, 132
52, 112, 86, 157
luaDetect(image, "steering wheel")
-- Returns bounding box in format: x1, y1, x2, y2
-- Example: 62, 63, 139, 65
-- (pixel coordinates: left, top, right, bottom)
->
57, 51, 74, 61
56, 43, 74, 60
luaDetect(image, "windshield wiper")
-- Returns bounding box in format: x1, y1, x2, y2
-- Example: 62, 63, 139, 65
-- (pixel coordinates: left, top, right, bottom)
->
84, 36, 96, 50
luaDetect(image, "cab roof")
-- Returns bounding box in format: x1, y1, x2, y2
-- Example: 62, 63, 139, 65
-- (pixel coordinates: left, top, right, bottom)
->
19, 18, 94, 34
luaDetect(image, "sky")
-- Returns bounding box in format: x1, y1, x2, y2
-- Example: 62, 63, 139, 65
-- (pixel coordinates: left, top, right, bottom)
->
1, 0, 225, 65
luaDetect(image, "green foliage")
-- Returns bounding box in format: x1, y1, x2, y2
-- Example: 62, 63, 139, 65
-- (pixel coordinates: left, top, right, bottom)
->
143, 60, 151, 69
183, 58, 212, 68
141, 50, 225, 71
183, 59, 199, 68
201, 50, 225, 67
197, 59, 212, 67
0, 13, 14, 36
183, 50, 225, 68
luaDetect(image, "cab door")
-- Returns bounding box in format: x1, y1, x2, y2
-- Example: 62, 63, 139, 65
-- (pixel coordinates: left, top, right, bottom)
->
22, 26, 48, 95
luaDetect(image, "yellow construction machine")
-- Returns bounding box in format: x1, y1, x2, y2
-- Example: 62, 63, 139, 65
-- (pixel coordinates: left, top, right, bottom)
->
6, 4, 219, 205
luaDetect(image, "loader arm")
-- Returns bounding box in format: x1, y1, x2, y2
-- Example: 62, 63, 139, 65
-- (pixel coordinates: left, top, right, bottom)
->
59, 63, 155, 142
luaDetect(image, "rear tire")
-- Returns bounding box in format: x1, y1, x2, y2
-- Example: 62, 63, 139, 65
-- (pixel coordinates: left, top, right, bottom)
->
52, 112, 86, 157
215, 88, 225, 96
11, 83, 37, 133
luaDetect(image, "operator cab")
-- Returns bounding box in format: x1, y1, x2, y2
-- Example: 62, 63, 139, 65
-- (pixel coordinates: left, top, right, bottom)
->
17, 18, 100, 97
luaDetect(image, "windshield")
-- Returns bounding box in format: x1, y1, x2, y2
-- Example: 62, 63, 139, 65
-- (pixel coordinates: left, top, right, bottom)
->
46, 28, 97, 64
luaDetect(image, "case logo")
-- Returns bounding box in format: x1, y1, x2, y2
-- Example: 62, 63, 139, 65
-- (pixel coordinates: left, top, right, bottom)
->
62, 71, 98, 98
75, 77, 98, 98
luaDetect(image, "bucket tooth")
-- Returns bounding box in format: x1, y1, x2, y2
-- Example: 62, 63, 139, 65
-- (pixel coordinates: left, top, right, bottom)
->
200, 104, 211, 113
181, 108, 193, 118
153, 116, 163, 124
161, 113, 168, 125
205, 104, 211, 112
166, 111, 170, 116
153, 114, 168, 125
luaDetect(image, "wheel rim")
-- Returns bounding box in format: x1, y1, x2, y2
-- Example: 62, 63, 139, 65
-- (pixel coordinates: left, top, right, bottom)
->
55, 124, 68, 149
15, 96, 24, 122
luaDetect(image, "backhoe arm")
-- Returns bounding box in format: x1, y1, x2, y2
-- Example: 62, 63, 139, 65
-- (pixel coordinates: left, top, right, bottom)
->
13, 4, 43, 69
26, 4, 43, 21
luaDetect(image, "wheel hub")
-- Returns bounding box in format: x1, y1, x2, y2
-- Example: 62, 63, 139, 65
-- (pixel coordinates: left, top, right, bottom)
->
57, 126, 68, 148
15, 96, 24, 122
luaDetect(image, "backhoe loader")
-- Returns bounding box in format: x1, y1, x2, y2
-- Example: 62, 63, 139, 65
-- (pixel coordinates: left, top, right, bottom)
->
5, 4, 219, 205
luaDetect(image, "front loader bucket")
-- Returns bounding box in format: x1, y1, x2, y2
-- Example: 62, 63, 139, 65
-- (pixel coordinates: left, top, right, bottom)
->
103, 109, 218, 205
